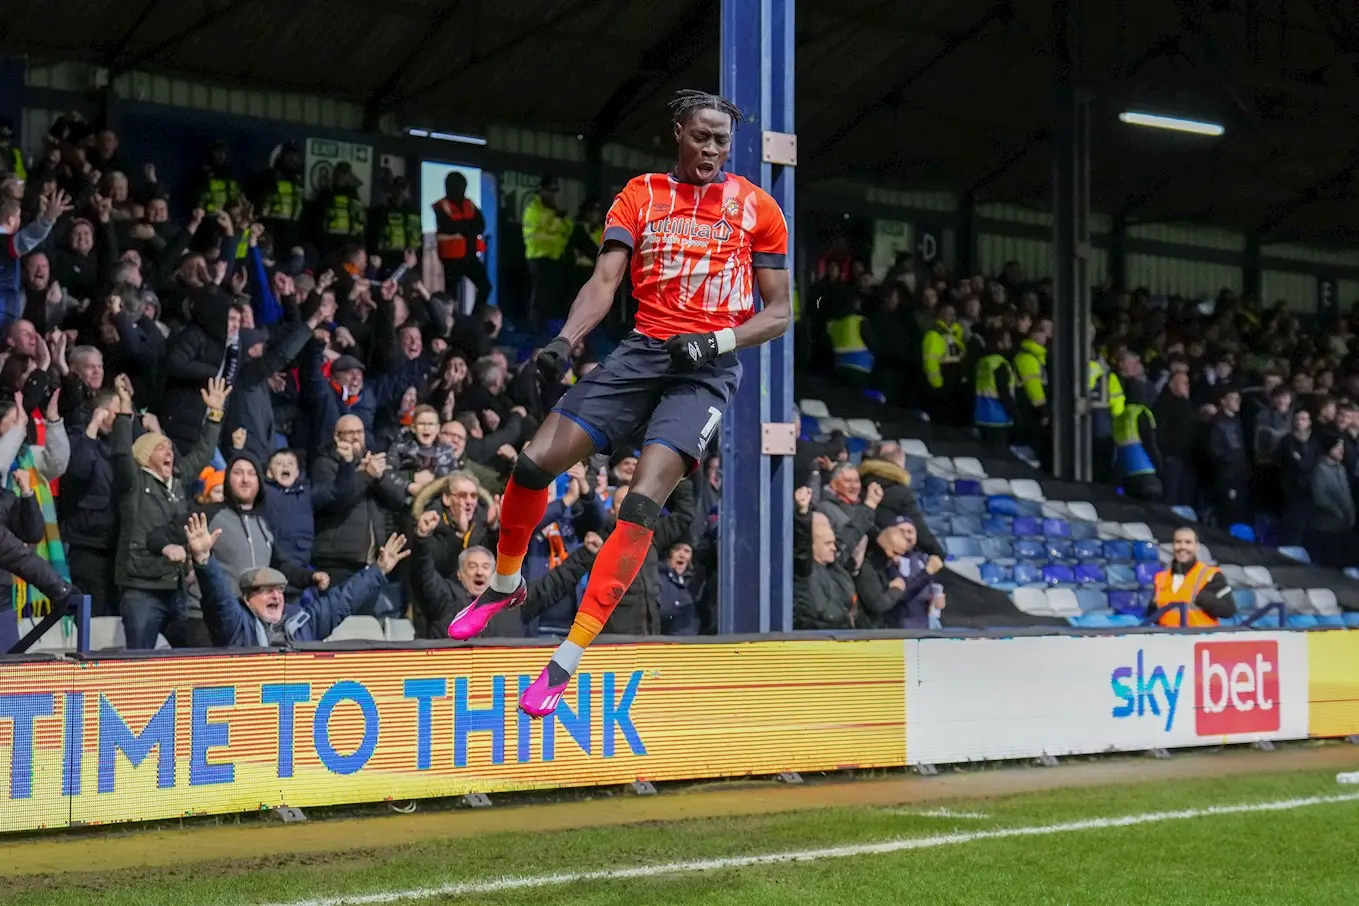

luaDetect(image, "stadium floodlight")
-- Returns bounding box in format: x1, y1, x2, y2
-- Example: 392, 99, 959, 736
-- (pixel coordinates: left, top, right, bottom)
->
1117, 112, 1224, 137
406, 128, 487, 146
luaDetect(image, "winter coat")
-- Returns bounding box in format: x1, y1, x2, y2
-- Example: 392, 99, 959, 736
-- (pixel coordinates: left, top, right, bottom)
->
1311, 458, 1355, 533
222, 321, 313, 462
309, 443, 407, 572
160, 290, 237, 450
856, 459, 943, 557
657, 564, 700, 636
112, 413, 222, 591
196, 555, 385, 647
60, 428, 117, 551
792, 509, 856, 630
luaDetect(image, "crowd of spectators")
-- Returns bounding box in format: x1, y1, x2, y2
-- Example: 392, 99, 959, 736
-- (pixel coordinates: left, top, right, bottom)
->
809, 243, 1359, 571
0, 114, 725, 652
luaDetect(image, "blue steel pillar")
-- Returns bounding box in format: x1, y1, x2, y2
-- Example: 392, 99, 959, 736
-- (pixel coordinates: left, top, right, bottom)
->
718, 0, 796, 634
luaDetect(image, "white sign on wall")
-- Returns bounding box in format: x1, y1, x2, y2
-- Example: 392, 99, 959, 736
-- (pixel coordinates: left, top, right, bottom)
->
305, 138, 374, 205
905, 633, 1308, 765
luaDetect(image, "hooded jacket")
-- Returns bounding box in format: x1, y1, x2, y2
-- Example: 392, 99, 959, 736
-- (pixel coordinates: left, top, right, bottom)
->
222, 321, 313, 463
199, 451, 313, 597
161, 289, 237, 450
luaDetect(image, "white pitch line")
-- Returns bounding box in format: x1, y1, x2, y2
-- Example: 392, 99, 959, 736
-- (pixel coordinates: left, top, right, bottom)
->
256, 793, 1359, 906
892, 807, 992, 819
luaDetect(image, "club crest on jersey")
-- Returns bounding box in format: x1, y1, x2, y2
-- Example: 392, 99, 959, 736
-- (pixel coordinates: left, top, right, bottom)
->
722, 198, 741, 217
649, 216, 733, 244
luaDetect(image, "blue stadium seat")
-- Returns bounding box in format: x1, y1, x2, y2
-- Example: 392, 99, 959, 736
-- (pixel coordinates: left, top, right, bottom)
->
922, 475, 951, 497
1132, 541, 1160, 562
925, 518, 952, 540
1170, 505, 1198, 522
1347, 568, 1359, 581
1075, 589, 1108, 612
945, 536, 984, 559
1345, 612, 1359, 628
799, 414, 821, 438
1134, 562, 1159, 588
982, 516, 1012, 535
1233, 588, 1256, 612
1229, 523, 1256, 543
920, 495, 953, 515
1070, 612, 1142, 629
1286, 614, 1319, 629
1013, 517, 1043, 538
1046, 539, 1075, 561
1069, 521, 1099, 541
1103, 540, 1134, 562
979, 562, 1011, 587
1106, 564, 1139, 589
1013, 538, 1047, 561
1073, 538, 1103, 560
1013, 561, 1044, 586
1075, 562, 1107, 586
1016, 499, 1045, 517
986, 495, 1021, 517
954, 496, 987, 517
1277, 546, 1311, 563
951, 515, 983, 536
979, 537, 1014, 561
952, 479, 983, 496
1106, 590, 1142, 616
1315, 614, 1346, 628
1042, 518, 1072, 538
1042, 564, 1076, 586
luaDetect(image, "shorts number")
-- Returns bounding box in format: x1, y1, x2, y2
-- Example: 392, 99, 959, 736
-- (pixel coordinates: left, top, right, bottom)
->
699, 406, 722, 447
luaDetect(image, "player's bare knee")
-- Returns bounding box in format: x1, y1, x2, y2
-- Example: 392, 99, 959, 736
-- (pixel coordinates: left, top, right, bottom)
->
511, 454, 556, 491
617, 491, 663, 531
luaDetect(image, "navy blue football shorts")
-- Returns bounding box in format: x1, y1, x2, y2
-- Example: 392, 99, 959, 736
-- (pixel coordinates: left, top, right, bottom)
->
552, 331, 741, 465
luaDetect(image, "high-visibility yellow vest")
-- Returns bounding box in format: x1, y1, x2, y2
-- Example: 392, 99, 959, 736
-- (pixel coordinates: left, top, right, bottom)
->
523, 196, 572, 260
1013, 339, 1048, 408
1114, 403, 1156, 477
827, 314, 872, 374
263, 177, 303, 222
379, 209, 423, 251
974, 354, 1013, 428
922, 321, 964, 389
326, 194, 365, 238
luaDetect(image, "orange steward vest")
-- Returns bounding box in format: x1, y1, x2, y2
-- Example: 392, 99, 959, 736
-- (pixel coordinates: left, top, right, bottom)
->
1152, 561, 1221, 627
435, 198, 484, 260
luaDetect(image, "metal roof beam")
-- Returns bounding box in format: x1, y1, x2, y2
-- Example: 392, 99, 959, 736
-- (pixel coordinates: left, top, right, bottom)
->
810, 1, 1012, 158
1254, 152, 1359, 235
108, 0, 261, 76
365, 0, 467, 118
385, 0, 607, 111
589, 0, 714, 141
101, 0, 167, 67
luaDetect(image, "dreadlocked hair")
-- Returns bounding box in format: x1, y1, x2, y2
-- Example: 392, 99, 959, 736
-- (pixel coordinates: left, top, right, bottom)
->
669, 90, 744, 127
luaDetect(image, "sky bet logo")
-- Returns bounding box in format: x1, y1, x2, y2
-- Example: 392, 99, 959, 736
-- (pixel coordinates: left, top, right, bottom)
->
1110, 641, 1280, 736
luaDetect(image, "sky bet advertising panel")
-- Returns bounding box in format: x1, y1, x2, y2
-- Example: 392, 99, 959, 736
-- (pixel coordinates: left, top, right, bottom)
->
0, 640, 906, 834
905, 633, 1309, 765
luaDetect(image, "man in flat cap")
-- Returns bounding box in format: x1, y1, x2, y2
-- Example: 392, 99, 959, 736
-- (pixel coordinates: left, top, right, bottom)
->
184, 511, 410, 647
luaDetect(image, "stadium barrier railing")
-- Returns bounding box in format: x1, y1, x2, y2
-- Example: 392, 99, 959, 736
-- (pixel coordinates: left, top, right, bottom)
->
0, 626, 1355, 835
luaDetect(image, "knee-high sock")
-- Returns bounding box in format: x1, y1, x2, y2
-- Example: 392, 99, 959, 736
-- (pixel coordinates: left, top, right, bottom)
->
552, 519, 654, 674
491, 476, 549, 591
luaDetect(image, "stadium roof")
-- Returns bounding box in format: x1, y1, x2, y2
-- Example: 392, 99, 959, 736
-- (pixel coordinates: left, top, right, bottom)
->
7, 0, 1359, 242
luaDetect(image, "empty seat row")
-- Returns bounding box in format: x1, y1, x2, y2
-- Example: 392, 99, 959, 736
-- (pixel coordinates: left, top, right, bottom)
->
982, 561, 1160, 590
950, 536, 1162, 564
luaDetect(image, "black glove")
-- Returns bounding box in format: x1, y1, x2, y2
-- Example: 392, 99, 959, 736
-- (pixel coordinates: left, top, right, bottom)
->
536, 335, 573, 382
664, 332, 719, 371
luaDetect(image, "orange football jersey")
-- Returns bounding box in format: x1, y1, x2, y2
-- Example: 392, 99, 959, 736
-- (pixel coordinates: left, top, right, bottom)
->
601, 172, 788, 340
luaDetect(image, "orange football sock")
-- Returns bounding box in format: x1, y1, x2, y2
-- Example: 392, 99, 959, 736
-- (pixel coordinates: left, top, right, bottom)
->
493, 476, 550, 580
565, 519, 654, 648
